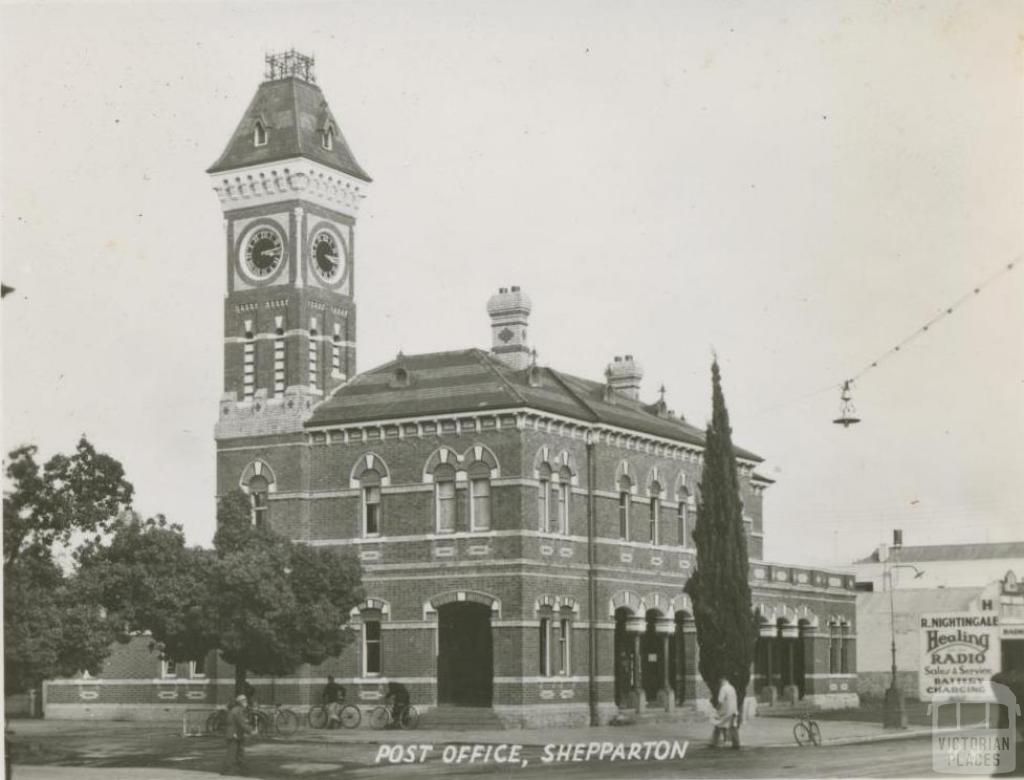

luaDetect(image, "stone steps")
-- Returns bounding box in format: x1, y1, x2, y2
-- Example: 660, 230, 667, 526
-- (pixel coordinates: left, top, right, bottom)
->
611, 704, 709, 726
418, 705, 507, 731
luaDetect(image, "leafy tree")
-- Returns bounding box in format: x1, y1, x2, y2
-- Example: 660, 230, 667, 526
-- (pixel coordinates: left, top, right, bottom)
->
3, 437, 134, 568
82, 491, 365, 692
684, 359, 758, 711
76, 513, 218, 663
211, 491, 365, 689
3, 438, 133, 693
5, 549, 122, 693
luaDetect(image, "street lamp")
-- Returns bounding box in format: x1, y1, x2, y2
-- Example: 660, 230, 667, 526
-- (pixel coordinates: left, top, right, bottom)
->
883, 562, 924, 729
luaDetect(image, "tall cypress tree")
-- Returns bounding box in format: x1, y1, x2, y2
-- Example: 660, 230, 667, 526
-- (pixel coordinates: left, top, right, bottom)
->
684, 359, 758, 710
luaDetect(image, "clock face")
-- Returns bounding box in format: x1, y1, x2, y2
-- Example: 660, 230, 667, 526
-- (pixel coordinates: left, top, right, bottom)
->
310, 229, 346, 283
243, 227, 284, 280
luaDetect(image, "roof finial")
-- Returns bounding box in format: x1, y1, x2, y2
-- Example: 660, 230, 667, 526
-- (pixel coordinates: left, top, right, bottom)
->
265, 49, 317, 83
658, 384, 666, 403
530, 348, 538, 367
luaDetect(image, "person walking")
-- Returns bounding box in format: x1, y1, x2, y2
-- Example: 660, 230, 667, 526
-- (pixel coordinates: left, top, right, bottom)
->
709, 676, 740, 749
221, 694, 253, 775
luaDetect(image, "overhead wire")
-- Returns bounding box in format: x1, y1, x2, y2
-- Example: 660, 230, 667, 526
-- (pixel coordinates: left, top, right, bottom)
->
748, 256, 1020, 419
844, 257, 1019, 385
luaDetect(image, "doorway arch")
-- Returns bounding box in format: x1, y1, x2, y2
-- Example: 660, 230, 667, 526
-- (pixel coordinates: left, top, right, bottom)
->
436, 601, 493, 706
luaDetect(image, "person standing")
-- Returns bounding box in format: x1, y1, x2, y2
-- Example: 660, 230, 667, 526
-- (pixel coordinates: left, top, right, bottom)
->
322, 675, 346, 728
382, 681, 410, 727
222, 694, 253, 775
709, 676, 740, 749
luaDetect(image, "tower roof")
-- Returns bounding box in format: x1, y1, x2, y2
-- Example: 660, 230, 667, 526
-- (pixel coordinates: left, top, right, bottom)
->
207, 69, 371, 181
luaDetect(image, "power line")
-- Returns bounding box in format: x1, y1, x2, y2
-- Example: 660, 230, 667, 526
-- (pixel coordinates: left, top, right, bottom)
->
750, 256, 1020, 420
845, 258, 1019, 384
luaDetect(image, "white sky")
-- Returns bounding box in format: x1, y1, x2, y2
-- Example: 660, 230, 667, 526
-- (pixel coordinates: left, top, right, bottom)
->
2, 1, 1022, 568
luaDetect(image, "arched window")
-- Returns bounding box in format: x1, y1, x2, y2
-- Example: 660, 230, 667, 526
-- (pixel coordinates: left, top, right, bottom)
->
618, 476, 632, 540
434, 464, 457, 533
557, 615, 572, 676
321, 126, 334, 150
468, 461, 491, 532
249, 475, 269, 527
363, 612, 382, 676
253, 120, 268, 147
649, 481, 662, 545
361, 469, 382, 537
677, 487, 691, 547
351, 455, 389, 537
538, 605, 573, 677
537, 463, 552, 532
556, 466, 572, 535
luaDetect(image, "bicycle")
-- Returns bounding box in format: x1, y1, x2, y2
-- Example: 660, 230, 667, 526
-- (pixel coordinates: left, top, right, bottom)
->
369, 702, 419, 730
206, 705, 265, 738
308, 702, 362, 729
793, 713, 822, 746
205, 708, 227, 736
207, 704, 298, 737
261, 703, 300, 737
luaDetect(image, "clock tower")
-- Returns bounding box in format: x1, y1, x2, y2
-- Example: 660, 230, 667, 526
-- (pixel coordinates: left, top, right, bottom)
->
209, 51, 370, 439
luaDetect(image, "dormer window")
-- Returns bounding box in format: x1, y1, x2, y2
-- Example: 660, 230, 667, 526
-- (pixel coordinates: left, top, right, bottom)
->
253, 121, 268, 147
389, 365, 411, 388
321, 126, 334, 150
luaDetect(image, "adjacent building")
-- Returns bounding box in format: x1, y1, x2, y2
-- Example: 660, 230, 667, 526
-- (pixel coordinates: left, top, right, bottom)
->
853, 537, 1024, 592
853, 536, 1024, 699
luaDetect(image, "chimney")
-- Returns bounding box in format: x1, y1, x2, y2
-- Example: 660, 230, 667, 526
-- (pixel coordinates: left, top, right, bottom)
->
486, 286, 532, 370
606, 355, 644, 400
893, 529, 903, 548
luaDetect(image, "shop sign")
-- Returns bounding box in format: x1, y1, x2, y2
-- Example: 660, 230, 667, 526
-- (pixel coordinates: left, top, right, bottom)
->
919, 612, 1001, 701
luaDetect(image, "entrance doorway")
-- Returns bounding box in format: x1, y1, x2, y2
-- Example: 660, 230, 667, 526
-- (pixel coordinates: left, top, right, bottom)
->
437, 602, 493, 706
641, 611, 663, 704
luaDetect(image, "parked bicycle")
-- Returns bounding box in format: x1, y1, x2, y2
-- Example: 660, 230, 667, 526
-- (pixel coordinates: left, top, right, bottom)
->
206, 703, 299, 738
793, 713, 821, 746
369, 701, 419, 730
260, 703, 300, 737
308, 702, 362, 729
205, 708, 228, 736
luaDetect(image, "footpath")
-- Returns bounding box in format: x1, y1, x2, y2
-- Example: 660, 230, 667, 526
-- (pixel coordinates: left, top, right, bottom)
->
293, 714, 935, 750
6, 711, 939, 779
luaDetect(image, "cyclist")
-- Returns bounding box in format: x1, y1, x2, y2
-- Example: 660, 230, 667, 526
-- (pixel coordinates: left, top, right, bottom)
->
382, 681, 410, 728
322, 675, 346, 728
